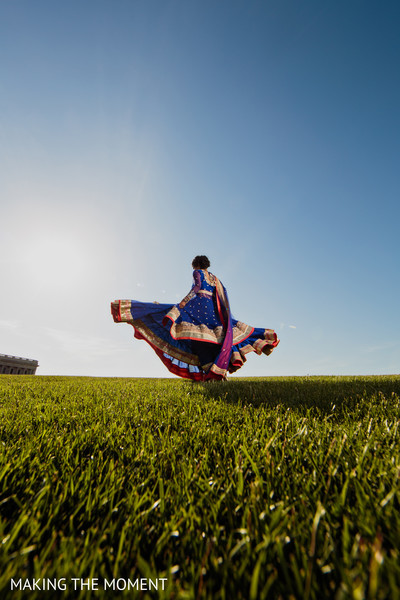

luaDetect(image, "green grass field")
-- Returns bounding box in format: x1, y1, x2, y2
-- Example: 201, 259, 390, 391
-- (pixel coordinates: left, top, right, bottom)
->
1, 375, 399, 599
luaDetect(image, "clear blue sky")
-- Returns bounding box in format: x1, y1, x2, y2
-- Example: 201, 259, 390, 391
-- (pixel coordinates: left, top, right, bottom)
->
1, 0, 399, 377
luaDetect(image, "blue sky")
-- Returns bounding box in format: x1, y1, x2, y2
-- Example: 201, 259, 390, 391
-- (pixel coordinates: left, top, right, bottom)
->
1, 0, 399, 377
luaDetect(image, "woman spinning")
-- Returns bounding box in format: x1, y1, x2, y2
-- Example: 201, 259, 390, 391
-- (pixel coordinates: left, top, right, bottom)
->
111, 255, 279, 381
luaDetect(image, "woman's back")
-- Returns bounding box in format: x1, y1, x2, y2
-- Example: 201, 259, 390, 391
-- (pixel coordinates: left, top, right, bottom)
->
195, 269, 217, 292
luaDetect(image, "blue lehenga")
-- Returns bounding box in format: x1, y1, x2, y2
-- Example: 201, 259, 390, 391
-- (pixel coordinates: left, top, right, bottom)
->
111, 269, 279, 381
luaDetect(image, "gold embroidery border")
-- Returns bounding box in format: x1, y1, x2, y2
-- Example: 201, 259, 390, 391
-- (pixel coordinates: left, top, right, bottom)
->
209, 363, 227, 377
169, 321, 224, 343
165, 305, 180, 322
232, 322, 254, 344
197, 290, 213, 297
202, 270, 216, 287
231, 350, 246, 366
119, 300, 134, 323
133, 319, 200, 366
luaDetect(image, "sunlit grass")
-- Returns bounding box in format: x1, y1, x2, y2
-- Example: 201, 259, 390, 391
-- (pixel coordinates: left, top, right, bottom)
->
1, 375, 400, 599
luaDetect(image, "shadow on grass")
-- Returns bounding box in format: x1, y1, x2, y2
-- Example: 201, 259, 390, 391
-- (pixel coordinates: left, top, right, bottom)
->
196, 375, 400, 415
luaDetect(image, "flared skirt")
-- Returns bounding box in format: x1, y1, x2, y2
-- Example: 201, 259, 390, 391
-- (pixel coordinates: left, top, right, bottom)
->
111, 299, 279, 381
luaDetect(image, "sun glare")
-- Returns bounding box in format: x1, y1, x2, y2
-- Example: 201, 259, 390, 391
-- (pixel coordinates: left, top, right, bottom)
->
23, 232, 88, 290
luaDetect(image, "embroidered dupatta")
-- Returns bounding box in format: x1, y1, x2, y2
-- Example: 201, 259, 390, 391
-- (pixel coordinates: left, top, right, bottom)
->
204, 277, 233, 380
